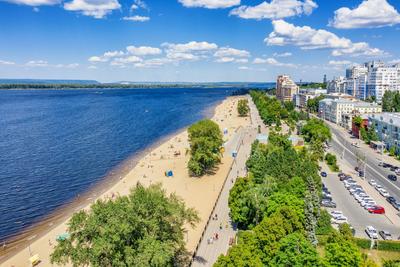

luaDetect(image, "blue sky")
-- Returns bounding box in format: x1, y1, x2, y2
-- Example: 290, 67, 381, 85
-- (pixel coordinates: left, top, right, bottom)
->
0, 0, 400, 82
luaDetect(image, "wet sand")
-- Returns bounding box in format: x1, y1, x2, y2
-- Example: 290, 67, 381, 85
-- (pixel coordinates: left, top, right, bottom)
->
0, 95, 250, 267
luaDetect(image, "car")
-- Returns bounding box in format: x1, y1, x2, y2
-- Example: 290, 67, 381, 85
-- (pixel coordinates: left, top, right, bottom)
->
390, 166, 397, 172
361, 198, 375, 207
379, 230, 393, 240
340, 175, 351, 181
321, 201, 337, 208
378, 161, 383, 167
395, 168, 400, 175
387, 196, 397, 205
352, 142, 360, 148
322, 196, 333, 201
375, 184, 383, 190
364, 202, 377, 209
329, 210, 343, 217
331, 216, 348, 224
368, 206, 385, 214
388, 174, 398, 181
365, 226, 378, 239
338, 173, 345, 178
321, 172, 327, 177
383, 163, 393, 168
359, 170, 365, 177
378, 188, 390, 198
369, 179, 377, 186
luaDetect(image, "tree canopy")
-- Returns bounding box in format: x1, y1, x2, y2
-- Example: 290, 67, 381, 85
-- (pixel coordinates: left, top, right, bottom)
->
237, 99, 250, 117
50, 184, 199, 267
187, 119, 223, 176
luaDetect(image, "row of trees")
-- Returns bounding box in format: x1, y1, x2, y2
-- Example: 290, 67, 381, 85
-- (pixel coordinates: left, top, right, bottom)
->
50, 184, 199, 266
215, 130, 367, 266
237, 99, 250, 117
301, 118, 332, 161
250, 90, 307, 129
187, 119, 224, 176
307, 95, 325, 113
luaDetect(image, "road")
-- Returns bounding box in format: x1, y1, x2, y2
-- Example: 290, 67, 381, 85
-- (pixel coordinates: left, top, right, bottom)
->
326, 120, 400, 202
321, 160, 400, 239
191, 96, 260, 267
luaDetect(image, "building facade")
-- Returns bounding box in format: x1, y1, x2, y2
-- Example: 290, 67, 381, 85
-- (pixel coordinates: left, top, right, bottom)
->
276, 75, 299, 102
319, 98, 382, 127
327, 76, 346, 94
369, 113, 400, 153
294, 88, 327, 108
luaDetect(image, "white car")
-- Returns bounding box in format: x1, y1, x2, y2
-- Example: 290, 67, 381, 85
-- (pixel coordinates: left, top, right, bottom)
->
361, 198, 375, 207
329, 211, 343, 218
375, 184, 383, 190
378, 188, 390, 198
365, 226, 378, 239
331, 216, 348, 224
369, 180, 377, 186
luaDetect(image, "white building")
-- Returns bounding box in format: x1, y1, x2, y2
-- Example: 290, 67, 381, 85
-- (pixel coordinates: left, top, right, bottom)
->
338, 61, 400, 103
294, 88, 327, 108
276, 75, 299, 102
369, 113, 400, 153
367, 64, 400, 102
319, 98, 382, 127
327, 76, 346, 94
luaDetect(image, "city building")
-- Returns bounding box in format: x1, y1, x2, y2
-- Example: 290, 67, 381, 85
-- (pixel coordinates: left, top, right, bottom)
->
276, 75, 298, 102
327, 76, 346, 94
367, 63, 400, 102
294, 88, 327, 108
319, 98, 382, 128
368, 113, 400, 153
351, 114, 369, 139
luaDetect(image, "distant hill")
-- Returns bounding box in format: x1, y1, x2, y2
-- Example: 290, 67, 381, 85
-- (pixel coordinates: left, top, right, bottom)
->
0, 79, 99, 85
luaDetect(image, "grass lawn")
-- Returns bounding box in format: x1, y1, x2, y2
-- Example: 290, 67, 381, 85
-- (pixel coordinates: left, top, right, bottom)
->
361, 249, 400, 266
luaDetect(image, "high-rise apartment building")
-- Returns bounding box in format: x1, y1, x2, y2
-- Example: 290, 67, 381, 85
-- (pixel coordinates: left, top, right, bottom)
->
276, 75, 298, 102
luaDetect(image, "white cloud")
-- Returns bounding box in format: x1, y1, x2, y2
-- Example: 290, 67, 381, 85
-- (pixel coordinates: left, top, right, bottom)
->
2, 0, 59, 6
166, 52, 199, 61
0, 60, 15, 65
253, 57, 296, 67
328, 60, 353, 66
273, 52, 292, 57
123, 15, 150, 22
111, 56, 142, 65
230, 0, 317, 20
134, 58, 171, 68
214, 47, 250, 58
265, 20, 386, 57
55, 63, 80, 68
88, 56, 108, 63
25, 60, 48, 67
64, 0, 121, 19
178, 0, 240, 9
126, 45, 162, 56
132, 0, 147, 9
162, 41, 218, 53
103, 50, 124, 58
388, 59, 400, 64
238, 66, 249, 70
88, 65, 97, 69
329, 0, 400, 29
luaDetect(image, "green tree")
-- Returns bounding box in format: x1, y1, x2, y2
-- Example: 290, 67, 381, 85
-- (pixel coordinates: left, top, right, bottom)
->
301, 118, 331, 143
50, 184, 199, 267
367, 124, 378, 143
360, 127, 369, 144
187, 119, 223, 176
272, 233, 322, 267
237, 99, 250, 117
324, 238, 361, 267
353, 116, 363, 127
383, 259, 400, 267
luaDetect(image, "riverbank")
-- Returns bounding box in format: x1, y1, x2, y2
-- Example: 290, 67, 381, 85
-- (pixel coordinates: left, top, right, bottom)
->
1, 95, 250, 266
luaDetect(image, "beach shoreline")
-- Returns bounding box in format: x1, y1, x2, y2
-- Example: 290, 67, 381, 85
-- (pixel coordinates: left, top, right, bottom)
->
0, 95, 249, 266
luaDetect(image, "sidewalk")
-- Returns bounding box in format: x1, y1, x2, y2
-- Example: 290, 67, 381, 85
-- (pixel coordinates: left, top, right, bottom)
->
191, 96, 260, 266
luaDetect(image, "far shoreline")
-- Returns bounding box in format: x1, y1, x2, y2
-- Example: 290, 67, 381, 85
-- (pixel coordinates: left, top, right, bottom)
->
0, 97, 223, 263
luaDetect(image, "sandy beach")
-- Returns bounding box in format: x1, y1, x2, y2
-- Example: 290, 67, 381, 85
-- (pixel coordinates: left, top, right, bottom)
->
0, 95, 250, 267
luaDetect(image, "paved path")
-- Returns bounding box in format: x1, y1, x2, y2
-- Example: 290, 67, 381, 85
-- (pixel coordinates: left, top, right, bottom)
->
191, 95, 261, 267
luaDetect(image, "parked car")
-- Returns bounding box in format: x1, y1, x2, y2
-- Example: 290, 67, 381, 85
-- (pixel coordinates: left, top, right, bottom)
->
392, 202, 400, 211
395, 168, 400, 175
378, 188, 390, 198
321, 172, 327, 177
340, 175, 351, 181
390, 166, 397, 172
369, 179, 377, 186
365, 226, 378, 239
368, 206, 385, 214
379, 230, 393, 240
359, 170, 365, 177
388, 174, 397, 181
321, 200, 337, 208
331, 216, 348, 224
386, 196, 397, 205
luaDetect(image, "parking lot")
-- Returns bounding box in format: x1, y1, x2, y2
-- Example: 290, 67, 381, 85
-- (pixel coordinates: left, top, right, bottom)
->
321, 159, 400, 240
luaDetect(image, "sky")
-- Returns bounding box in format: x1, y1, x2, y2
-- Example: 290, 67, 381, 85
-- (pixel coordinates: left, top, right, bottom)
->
0, 0, 400, 83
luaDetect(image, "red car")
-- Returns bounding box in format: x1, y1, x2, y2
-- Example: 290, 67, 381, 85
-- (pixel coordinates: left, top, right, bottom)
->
368, 206, 385, 214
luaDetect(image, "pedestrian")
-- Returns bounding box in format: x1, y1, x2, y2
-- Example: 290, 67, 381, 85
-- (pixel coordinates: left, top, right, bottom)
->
216, 233, 219, 240
219, 223, 222, 230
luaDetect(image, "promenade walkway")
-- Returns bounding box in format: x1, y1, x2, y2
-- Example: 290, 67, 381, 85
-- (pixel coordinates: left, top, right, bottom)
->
191, 95, 262, 266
